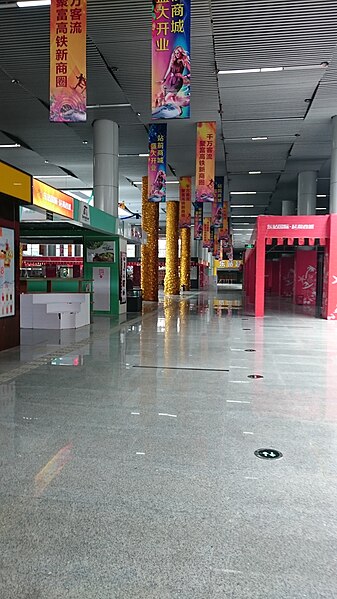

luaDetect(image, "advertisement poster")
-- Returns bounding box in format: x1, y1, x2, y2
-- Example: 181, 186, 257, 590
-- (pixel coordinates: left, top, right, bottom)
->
212, 176, 224, 227
195, 122, 216, 202
202, 217, 211, 249
213, 229, 220, 258
148, 123, 167, 202
50, 0, 87, 122
152, 0, 191, 119
0, 228, 15, 319
33, 179, 74, 219
194, 202, 203, 240
87, 241, 115, 263
179, 176, 192, 228
120, 251, 127, 304
93, 267, 110, 311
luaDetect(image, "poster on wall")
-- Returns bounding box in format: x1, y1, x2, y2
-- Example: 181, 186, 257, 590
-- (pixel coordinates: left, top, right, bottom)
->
87, 241, 115, 263
50, 0, 87, 122
151, 0, 191, 119
195, 122, 216, 203
93, 267, 110, 312
148, 123, 167, 202
0, 228, 15, 319
179, 176, 192, 228
120, 251, 127, 304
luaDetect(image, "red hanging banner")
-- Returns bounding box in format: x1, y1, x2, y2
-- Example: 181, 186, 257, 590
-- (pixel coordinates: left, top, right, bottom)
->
195, 122, 216, 202
179, 177, 192, 228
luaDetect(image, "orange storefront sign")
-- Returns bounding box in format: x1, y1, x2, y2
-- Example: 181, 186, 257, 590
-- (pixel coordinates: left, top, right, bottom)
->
33, 179, 74, 219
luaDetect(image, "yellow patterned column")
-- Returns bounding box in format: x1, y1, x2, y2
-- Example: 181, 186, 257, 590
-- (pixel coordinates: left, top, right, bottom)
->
141, 176, 159, 301
180, 227, 191, 291
164, 200, 180, 295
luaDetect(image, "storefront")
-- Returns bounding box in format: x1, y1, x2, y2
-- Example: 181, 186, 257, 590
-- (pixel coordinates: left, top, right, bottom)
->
0, 161, 32, 351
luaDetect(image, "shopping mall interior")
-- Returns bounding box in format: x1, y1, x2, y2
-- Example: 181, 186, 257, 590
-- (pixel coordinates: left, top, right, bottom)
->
1, 1, 337, 597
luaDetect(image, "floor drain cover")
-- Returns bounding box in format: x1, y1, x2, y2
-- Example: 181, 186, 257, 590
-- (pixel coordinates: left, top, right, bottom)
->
255, 449, 283, 460
248, 374, 264, 379
245, 349, 256, 352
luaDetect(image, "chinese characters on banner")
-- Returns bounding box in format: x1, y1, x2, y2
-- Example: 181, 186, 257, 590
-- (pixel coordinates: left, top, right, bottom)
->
219, 199, 229, 241
212, 176, 224, 227
152, 0, 191, 119
50, 0, 87, 123
179, 177, 192, 228
213, 229, 220, 258
148, 124, 167, 202
202, 217, 211, 249
194, 203, 203, 240
195, 122, 216, 202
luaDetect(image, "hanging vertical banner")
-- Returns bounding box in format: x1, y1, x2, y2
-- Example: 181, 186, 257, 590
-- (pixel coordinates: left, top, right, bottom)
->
212, 176, 224, 227
195, 122, 216, 203
213, 229, 220, 259
148, 123, 167, 202
179, 176, 192, 228
202, 217, 211, 249
50, 0, 87, 123
194, 203, 203, 240
152, 0, 191, 120
219, 199, 229, 241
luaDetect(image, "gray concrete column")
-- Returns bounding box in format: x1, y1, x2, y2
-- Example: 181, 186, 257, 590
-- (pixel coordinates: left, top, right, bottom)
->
48, 245, 56, 257
282, 200, 296, 216
297, 171, 317, 215
330, 116, 337, 213
93, 119, 119, 216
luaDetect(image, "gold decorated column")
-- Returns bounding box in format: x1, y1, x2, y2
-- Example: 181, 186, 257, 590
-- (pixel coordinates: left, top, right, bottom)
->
180, 227, 191, 290
141, 176, 159, 301
164, 200, 180, 295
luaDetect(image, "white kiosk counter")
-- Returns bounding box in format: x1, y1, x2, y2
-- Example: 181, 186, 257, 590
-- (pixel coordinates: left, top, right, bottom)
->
20, 293, 90, 330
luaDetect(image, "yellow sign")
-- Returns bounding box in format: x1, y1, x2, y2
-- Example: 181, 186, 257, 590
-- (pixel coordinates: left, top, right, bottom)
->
213, 259, 242, 275
0, 161, 32, 204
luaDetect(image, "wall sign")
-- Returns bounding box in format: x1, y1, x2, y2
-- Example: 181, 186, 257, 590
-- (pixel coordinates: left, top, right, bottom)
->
0, 161, 32, 204
86, 241, 115, 263
33, 179, 74, 219
79, 202, 90, 225
120, 251, 127, 304
0, 227, 15, 318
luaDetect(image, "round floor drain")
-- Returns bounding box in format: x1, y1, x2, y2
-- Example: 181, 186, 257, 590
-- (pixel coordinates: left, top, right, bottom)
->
248, 374, 264, 379
245, 349, 256, 352
254, 448, 283, 460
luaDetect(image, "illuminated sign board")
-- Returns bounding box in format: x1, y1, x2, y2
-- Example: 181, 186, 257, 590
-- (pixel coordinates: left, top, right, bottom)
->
0, 161, 32, 204
33, 179, 74, 219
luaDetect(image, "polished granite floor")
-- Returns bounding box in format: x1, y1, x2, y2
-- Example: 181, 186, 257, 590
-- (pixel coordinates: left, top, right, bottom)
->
1, 291, 337, 598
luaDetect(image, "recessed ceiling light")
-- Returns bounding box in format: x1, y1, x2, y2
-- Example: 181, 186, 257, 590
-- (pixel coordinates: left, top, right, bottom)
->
317, 194, 327, 198
17, 0, 51, 6
232, 229, 254, 231
232, 222, 251, 225
139, 153, 149, 157
44, 160, 49, 164
0, 143, 21, 148
252, 137, 268, 141
316, 208, 327, 211
82, 140, 88, 145
218, 68, 260, 75
230, 204, 254, 208
231, 215, 260, 218
231, 191, 257, 195
249, 171, 261, 175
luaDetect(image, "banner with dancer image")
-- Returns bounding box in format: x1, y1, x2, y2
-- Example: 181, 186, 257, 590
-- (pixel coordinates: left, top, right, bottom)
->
212, 176, 224, 227
194, 203, 203, 240
195, 122, 216, 202
148, 123, 167, 202
152, 0, 191, 119
179, 177, 192, 228
50, 0, 87, 123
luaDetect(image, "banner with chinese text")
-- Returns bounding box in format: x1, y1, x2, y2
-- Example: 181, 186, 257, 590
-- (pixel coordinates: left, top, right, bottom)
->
194, 202, 203, 240
212, 176, 224, 227
219, 199, 229, 241
152, 0, 191, 119
202, 217, 211, 249
213, 229, 220, 258
50, 0, 87, 123
148, 123, 167, 202
195, 122, 216, 202
179, 177, 191, 228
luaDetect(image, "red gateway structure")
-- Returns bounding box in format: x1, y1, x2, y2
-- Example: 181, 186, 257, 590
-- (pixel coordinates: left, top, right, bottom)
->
243, 215, 337, 320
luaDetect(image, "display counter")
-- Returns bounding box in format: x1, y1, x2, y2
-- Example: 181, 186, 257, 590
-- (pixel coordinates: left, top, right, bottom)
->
20, 277, 92, 294
20, 292, 90, 330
